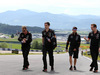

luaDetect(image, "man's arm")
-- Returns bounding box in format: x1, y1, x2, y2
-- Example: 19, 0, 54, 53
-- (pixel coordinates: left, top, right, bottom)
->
18, 33, 23, 42
66, 35, 70, 52
99, 33, 100, 52
66, 41, 69, 50
84, 33, 91, 41
42, 31, 45, 45
42, 37, 44, 45
84, 37, 90, 41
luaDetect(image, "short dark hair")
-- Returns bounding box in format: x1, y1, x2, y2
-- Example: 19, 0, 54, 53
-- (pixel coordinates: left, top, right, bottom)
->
44, 22, 50, 26
73, 27, 77, 30
91, 24, 97, 28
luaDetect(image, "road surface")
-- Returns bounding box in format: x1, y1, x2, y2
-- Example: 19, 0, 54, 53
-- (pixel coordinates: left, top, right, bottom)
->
0, 53, 100, 75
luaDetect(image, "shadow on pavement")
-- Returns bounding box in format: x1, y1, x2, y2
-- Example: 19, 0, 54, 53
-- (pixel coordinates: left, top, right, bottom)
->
46, 71, 59, 74
21, 69, 34, 72
70, 70, 85, 73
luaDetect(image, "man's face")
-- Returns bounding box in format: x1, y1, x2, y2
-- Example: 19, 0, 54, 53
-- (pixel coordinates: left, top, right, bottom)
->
45, 24, 50, 29
72, 29, 77, 33
91, 25, 96, 31
22, 28, 27, 33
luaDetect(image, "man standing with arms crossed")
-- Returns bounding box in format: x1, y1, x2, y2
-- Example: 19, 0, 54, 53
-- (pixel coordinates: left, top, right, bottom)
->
18, 26, 32, 70
42, 22, 56, 72
66, 27, 81, 71
84, 24, 100, 73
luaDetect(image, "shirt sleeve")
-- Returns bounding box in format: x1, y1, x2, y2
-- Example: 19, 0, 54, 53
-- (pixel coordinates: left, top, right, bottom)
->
88, 33, 91, 39
42, 31, 45, 37
18, 33, 23, 42
52, 30, 56, 36
66, 35, 70, 49
99, 33, 100, 47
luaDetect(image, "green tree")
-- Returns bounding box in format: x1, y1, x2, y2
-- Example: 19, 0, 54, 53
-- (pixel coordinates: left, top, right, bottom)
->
11, 34, 14, 38
0, 42, 8, 48
31, 41, 42, 49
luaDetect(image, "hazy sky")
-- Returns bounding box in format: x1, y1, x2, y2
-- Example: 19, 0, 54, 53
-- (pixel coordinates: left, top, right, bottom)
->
0, 0, 100, 15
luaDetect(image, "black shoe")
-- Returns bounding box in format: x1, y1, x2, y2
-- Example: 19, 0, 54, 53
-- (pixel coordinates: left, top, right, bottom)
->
27, 65, 29, 69
69, 66, 73, 71
51, 66, 54, 71
74, 66, 77, 70
43, 69, 47, 72
89, 67, 93, 71
22, 67, 27, 70
93, 70, 98, 73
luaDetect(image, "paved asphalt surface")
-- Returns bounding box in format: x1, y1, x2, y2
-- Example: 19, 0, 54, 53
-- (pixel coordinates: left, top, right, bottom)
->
0, 52, 100, 75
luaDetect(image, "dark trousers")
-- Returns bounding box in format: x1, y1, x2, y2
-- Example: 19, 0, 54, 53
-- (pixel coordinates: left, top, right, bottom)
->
90, 46, 99, 70
22, 46, 30, 68
42, 46, 54, 69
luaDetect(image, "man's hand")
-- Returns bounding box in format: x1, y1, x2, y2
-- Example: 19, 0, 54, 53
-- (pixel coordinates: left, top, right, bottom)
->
23, 38, 26, 41
73, 48, 76, 51
66, 49, 68, 52
84, 37, 87, 40
84, 37, 89, 41
22, 38, 26, 43
48, 39, 51, 42
99, 48, 100, 52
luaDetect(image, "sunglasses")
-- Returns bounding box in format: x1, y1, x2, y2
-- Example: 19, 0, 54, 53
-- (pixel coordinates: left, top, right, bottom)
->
73, 29, 77, 30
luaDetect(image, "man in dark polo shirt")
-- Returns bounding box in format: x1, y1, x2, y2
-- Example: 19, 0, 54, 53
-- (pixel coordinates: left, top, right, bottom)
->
66, 27, 81, 71
84, 24, 100, 73
18, 26, 32, 70
42, 22, 56, 72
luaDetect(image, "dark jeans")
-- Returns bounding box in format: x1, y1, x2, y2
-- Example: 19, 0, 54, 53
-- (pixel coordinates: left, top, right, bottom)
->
22, 46, 30, 68
42, 46, 54, 69
90, 46, 99, 70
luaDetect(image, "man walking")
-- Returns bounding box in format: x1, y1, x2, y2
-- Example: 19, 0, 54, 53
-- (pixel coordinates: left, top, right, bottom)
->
42, 22, 56, 72
18, 26, 32, 70
84, 24, 100, 73
66, 27, 81, 70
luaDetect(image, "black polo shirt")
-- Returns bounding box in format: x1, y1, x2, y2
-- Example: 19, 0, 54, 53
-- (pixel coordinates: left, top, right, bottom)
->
66, 33, 81, 49
42, 29, 55, 47
88, 30, 100, 47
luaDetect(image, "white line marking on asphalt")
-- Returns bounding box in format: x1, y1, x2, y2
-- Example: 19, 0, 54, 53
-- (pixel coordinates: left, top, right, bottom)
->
83, 56, 100, 65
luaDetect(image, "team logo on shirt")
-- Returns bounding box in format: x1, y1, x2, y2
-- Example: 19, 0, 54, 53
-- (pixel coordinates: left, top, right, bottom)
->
48, 32, 51, 37
71, 36, 73, 38
22, 34, 24, 37
96, 34, 99, 39
26, 35, 29, 39
44, 32, 46, 35
91, 33, 93, 36
76, 36, 79, 41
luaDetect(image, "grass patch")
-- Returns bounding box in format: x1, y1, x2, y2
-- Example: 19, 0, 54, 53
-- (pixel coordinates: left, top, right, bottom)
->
0, 52, 65, 55
84, 52, 100, 61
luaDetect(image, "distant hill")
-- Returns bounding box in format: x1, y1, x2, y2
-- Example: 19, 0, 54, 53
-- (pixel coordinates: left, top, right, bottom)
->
0, 9, 100, 29
0, 23, 44, 34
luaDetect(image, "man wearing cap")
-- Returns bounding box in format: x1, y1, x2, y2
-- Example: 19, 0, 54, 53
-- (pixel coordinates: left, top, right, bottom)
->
18, 26, 32, 70
84, 24, 100, 73
66, 27, 81, 70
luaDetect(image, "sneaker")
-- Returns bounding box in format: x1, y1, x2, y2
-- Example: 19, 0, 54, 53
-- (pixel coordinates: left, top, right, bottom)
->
89, 67, 93, 71
93, 70, 98, 73
69, 66, 73, 70
74, 66, 77, 70
22, 67, 27, 70
51, 66, 54, 71
43, 69, 47, 72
